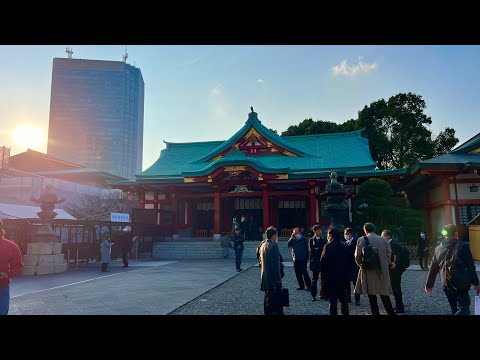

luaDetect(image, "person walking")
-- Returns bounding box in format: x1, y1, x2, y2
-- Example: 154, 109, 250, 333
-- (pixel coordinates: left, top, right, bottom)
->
118, 227, 133, 268
288, 227, 312, 291
382, 229, 406, 314
259, 226, 283, 315
232, 227, 245, 272
0, 220, 23, 315
100, 233, 114, 272
220, 232, 231, 258
309, 225, 326, 301
418, 231, 429, 270
355, 222, 395, 315
320, 228, 349, 315
344, 227, 360, 305
425, 224, 480, 315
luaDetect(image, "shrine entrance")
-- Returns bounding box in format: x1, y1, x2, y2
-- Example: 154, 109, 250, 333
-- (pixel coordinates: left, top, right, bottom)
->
222, 197, 263, 241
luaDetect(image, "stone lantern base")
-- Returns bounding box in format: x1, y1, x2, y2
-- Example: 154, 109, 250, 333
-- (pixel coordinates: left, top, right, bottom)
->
22, 224, 68, 276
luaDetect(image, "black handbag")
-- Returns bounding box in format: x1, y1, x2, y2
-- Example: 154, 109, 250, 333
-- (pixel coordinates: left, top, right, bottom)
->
268, 288, 289, 307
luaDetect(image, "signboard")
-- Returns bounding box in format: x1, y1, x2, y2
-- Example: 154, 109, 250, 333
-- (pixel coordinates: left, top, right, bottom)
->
110, 213, 130, 222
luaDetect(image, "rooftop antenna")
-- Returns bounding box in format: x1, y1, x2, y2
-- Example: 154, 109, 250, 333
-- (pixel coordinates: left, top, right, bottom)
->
123, 45, 128, 63
66, 46, 73, 59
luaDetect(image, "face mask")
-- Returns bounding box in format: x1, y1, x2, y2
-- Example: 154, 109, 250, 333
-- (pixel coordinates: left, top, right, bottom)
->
295, 234, 301, 239
344, 235, 350, 241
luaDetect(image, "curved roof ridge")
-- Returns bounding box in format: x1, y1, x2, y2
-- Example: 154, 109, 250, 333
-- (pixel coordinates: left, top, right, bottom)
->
191, 111, 314, 163
282, 129, 363, 139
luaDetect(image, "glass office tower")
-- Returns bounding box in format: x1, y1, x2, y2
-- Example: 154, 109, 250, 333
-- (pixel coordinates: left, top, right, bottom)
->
47, 57, 144, 179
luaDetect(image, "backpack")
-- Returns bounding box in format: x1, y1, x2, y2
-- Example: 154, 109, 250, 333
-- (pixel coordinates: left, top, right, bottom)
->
444, 241, 471, 292
361, 236, 381, 270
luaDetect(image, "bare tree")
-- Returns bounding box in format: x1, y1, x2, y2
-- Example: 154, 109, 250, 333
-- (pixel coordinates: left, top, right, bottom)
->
64, 191, 139, 220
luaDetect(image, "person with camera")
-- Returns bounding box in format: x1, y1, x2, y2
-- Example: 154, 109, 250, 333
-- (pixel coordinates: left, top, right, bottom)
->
288, 227, 311, 291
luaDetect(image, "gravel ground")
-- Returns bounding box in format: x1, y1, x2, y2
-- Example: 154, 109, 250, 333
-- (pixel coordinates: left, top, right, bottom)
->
169, 267, 480, 315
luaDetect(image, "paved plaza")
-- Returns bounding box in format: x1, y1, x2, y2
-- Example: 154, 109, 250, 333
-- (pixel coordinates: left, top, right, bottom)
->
8, 259, 480, 315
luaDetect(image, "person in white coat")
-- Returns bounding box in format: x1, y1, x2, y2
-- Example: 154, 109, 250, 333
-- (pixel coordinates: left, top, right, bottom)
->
100, 233, 114, 272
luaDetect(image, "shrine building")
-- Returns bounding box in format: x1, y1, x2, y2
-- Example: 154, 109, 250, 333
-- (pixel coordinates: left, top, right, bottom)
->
110, 109, 405, 240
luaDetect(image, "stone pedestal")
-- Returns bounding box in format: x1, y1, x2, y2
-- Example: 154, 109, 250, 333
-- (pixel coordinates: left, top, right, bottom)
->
22, 223, 67, 276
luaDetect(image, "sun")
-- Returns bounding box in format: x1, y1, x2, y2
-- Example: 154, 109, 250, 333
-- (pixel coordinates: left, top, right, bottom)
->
12, 125, 45, 150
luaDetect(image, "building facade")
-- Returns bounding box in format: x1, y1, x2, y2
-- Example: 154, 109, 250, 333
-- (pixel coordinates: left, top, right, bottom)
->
404, 132, 480, 240
47, 57, 144, 180
0, 149, 127, 213
111, 110, 404, 240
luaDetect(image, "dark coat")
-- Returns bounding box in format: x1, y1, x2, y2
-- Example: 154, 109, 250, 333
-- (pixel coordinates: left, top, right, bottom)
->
389, 239, 404, 275
117, 232, 133, 252
345, 237, 359, 281
309, 236, 326, 272
417, 235, 429, 255
426, 238, 479, 290
287, 235, 309, 261
232, 234, 245, 250
259, 240, 282, 292
320, 239, 349, 292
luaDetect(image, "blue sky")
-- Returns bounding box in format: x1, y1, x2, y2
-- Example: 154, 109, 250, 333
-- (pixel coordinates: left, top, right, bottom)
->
0, 45, 479, 170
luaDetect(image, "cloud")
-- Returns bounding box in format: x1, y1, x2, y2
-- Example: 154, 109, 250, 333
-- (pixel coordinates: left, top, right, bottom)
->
256, 78, 265, 84
177, 56, 204, 67
209, 84, 224, 97
208, 84, 229, 118
332, 57, 377, 76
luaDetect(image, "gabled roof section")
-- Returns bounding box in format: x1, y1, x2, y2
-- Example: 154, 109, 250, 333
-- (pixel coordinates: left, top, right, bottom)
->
139, 140, 224, 178
134, 110, 377, 181
192, 110, 312, 163
9, 149, 85, 172
452, 131, 480, 154
409, 153, 480, 174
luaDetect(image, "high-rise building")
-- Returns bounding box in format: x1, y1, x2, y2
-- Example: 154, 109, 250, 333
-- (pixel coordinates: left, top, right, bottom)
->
47, 57, 144, 179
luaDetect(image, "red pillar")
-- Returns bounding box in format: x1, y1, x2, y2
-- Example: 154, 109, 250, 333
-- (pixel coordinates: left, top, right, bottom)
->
441, 178, 453, 224
171, 191, 178, 238
214, 191, 221, 237
262, 186, 269, 232
309, 190, 316, 227
425, 190, 433, 239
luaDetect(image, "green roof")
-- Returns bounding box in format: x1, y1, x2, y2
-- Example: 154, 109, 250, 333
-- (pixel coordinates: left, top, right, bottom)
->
452, 132, 480, 153
137, 111, 378, 180
410, 153, 480, 174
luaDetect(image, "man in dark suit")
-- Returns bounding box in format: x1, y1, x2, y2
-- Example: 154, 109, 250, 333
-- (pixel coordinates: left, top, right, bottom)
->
344, 227, 360, 305
309, 224, 326, 301
425, 224, 480, 315
320, 228, 349, 315
418, 232, 429, 270
288, 227, 312, 291
232, 227, 245, 272
118, 226, 134, 268
259, 226, 283, 315
382, 229, 405, 314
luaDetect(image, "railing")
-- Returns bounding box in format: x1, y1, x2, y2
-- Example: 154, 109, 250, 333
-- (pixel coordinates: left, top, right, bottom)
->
195, 229, 209, 237
280, 228, 293, 237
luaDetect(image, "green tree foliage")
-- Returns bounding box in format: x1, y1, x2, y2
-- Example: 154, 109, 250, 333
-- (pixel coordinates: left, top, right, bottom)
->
353, 179, 425, 244
432, 127, 459, 157
357, 93, 458, 169
282, 118, 358, 136
281, 93, 459, 170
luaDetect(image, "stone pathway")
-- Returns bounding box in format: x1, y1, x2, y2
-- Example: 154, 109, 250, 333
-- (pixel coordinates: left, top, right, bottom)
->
9, 259, 256, 315
170, 266, 480, 315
